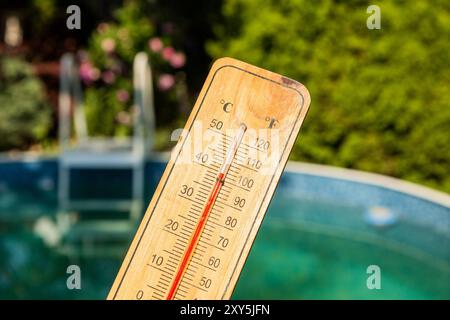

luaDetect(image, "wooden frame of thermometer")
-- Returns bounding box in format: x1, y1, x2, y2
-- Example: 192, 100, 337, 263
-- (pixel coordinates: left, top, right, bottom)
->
108, 57, 311, 300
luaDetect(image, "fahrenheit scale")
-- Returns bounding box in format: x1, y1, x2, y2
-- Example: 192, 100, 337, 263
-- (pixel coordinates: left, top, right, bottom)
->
108, 57, 311, 300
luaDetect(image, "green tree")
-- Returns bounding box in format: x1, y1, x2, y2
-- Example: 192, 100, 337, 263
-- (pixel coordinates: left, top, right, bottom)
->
208, 0, 450, 192
0, 56, 51, 151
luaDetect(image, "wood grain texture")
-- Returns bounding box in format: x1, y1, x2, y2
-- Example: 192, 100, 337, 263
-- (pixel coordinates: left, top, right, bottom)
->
108, 57, 310, 300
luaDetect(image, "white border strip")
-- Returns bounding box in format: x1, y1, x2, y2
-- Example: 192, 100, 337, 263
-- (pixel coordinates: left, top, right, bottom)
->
1, 152, 448, 208
0, 151, 171, 163
286, 162, 450, 208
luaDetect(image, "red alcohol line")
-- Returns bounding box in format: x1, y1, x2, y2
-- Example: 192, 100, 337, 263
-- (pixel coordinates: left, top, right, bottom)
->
166, 124, 247, 300
165, 172, 224, 300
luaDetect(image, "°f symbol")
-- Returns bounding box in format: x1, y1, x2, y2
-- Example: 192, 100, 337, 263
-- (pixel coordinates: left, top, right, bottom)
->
265, 117, 279, 128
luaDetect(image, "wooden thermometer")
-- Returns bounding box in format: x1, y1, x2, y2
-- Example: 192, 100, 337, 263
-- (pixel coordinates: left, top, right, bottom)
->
108, 57, 310, 300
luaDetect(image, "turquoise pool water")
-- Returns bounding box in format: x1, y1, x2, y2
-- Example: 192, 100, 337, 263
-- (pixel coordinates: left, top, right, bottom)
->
234, 197, 450, 299
0, 159, 449, 299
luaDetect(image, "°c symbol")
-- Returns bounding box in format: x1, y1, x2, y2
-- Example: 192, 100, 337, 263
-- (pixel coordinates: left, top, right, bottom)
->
220, 100, 233, 113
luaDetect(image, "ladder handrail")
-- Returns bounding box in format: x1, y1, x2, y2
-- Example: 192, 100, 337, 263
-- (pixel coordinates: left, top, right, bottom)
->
133, 52, 155, 154
58, 53, 87, 150
58, 52, 155, 154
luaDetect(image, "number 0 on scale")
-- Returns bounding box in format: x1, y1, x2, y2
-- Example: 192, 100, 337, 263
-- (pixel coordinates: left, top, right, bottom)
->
108, 57, 311, 300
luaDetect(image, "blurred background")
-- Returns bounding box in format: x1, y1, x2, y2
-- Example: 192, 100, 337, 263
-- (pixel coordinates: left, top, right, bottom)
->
0, 0, 449, 299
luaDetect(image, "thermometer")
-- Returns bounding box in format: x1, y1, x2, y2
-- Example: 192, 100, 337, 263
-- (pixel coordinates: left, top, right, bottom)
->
108, 57, 310, 300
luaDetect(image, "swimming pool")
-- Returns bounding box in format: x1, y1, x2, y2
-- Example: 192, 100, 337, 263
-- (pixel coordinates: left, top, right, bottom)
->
0, 156, 449, 299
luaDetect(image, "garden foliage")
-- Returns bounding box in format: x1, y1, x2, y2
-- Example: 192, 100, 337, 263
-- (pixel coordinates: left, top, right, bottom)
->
0, 56, 51, 150
208, 0, 450, 192
83, 1, 188, 138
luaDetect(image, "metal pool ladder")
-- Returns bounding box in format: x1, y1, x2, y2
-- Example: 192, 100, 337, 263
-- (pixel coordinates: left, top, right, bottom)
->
58, 52, 155, 250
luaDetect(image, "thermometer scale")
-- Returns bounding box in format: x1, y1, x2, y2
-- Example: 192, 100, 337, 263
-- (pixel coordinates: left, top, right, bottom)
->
108, 57, 310, 300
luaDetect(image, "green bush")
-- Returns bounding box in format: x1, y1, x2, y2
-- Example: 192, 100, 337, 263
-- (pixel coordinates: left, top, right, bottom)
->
208, 0, 450, 193
0, 56, 51, 151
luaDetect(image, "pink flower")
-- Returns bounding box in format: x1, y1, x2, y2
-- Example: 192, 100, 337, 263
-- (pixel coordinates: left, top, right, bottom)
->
158, 74, 175, 91
79, 61, 100, 85
162, 47, 175, 61
116, 89, 130, 103
148, 37, 163, 52
116, 111, 131, 125
79, 62, 92, 83
102, 70, 116, 84
97, 23, 110, 33
101, 38, 116, 54
91, 68, 101, 80
169, 52, 186, 68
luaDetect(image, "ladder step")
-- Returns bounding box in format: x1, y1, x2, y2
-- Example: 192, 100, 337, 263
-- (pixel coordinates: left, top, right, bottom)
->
57, 243, 130, 258
63, 199, 140, 211
60, 153, 143, 168
63, 220, 135, 241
